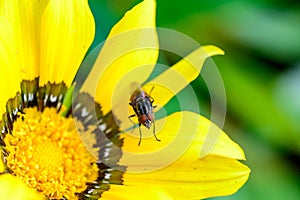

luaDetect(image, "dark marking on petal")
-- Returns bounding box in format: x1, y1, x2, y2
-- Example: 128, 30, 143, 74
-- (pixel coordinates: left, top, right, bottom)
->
21, 78, 38, 108
38, 82, 67, 111
72, 93, 126, 199
0, 93, 23, 139
72, 92, 99, 127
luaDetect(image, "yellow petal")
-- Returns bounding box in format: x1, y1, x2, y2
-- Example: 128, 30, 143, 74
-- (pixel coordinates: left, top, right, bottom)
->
81, 0, 159, 115
188, 113, 246, 160
145, 45, 224, 108
122, 155, 250, 199
118, 111, 245, 172
0, 0, 48, 81
118, 111, 250, 198
101, 185, 173, 200
0, 16, 20, 115
0, 174, 46, 200
40, 0, 95, 87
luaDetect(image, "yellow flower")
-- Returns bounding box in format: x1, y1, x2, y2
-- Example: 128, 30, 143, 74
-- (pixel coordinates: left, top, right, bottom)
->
0, 0, 250, 199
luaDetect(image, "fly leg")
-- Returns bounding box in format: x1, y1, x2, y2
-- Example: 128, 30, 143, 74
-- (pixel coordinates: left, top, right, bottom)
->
152, 121, 161, 142
149, 86, 155, 103
138, 123, 142, 146
128, 114, 136, 127
128, 115, 142, 145
149, 86, 155, 96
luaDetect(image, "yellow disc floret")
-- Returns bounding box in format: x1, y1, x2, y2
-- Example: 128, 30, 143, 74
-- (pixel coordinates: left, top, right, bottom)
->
4, 107, 98, 199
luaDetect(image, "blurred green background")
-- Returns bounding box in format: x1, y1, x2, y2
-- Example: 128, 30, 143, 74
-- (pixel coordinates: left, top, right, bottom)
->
87, 0, 300, 199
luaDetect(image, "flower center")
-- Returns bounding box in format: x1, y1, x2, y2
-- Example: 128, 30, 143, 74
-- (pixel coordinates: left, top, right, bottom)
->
32, 142, 64, 172
4, 107, 98, 199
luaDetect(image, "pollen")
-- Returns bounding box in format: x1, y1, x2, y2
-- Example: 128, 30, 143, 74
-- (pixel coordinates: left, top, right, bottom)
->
4, 107, 98, 199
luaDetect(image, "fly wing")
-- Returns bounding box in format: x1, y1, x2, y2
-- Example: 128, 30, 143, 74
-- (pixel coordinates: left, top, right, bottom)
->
129, 81, 142, 95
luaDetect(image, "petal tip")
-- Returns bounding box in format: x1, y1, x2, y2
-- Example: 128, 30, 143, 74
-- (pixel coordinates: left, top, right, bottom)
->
203, 45, 225, 56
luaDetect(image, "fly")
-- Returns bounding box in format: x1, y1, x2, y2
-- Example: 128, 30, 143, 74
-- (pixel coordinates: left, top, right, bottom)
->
128, 85, 160, 145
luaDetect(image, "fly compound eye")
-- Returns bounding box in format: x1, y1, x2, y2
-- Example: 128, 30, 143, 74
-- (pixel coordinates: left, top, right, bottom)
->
144, 119, 152, 129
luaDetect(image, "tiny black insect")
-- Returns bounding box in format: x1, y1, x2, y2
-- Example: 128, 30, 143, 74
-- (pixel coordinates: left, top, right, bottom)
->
129, 86, 160, 145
